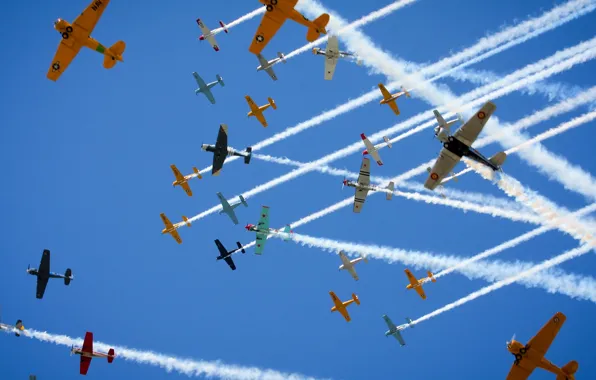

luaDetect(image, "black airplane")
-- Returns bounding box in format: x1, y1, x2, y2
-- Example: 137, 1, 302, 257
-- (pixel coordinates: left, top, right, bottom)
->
201, 124, 251, 176
214, 239, 245, 270
27, 249, 73, 299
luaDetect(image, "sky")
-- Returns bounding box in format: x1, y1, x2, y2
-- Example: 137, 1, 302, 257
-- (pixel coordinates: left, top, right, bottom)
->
1, 0, 596, 379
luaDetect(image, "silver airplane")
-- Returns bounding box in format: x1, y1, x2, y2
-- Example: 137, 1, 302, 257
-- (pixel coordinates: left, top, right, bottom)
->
256, 52, 286, 81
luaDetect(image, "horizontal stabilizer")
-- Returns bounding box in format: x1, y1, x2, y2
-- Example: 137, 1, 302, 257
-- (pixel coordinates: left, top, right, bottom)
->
386, 182, 394, 200
268, 97, 277, 110
219, 21, 228, 33
15, 320, 24, 336
557, 360, 578, 380
244, 147, 252, 164
107, 348, 115, 363
277, 52, 286, 63
64, 268, 72, 285
427, 271, 436, 283
406, 317, 414, 327
489, 151, 507, 168
193, 167, 203, 179
383, 136, 392, 149
352, 293, 360, 305
216, 75, 225, 87
239, 195, 248, 207
182, 216, 191, 227
236, 242, 245, 254
306, 13, 330, 42
103, 41, 126, 69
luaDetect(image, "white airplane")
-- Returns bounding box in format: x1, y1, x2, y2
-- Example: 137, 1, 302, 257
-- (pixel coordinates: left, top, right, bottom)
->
338, 250, 368, 281
312, 35, 360, 80
343, 157, 395, 213
361, 133, 392, 166
196, 18, 228, 51
256, 52, 286, 81
425, 102, 507, 191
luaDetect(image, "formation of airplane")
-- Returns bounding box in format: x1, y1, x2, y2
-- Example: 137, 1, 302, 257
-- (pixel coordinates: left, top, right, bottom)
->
214, 239, 245, 270
404, 269, 436, 300
424, 101, 507, 190
505, 312, 577, 380
71, 332, 115, 375
196, 18, 228, 51
193, 72, 225, 104
312, 35, 361, 80
248, 0, 330, 55
171, 165, 202, 197
245, 206, 293, 254
338, 251, 367, 281
217, 192, 248, 225
361, 133, 392, 166
27, 249, 73, 299
201, 124, 252, 176
383, 315, 415, 346
329, 291, 360, 322
245, 96, 277, 127
160, 213, 191, 244
47, 0, 125, 81
256, 52, 286, 81
343, 157, 395, 213
378, 84, 411, 115
0, 313, 24, 337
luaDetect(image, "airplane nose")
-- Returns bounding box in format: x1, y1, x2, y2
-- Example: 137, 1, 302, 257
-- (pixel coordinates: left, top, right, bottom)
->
362, 150, 368, 155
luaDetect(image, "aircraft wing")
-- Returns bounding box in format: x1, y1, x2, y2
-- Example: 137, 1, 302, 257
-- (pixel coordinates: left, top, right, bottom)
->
392, 331, 406, 346
424, 148, 460, 190
454, 101, 496, 146
404, 269, 418, 286
212, 125, 228, 176
170, 165, 184, 180
324, 36, 339, 80
257, 206, 270, 230
245, 96, 259, 112
82, 332, 94, 354
39, 249, 50, 277
361, 135, 383, 165
505, 363, 535, 380
353, 158, 371, 213
223, 256, 237, 270
196, 19, 219, 51
347, 266, 359, 281
169, 230, 182, 244
339, 251, 351, 266
255, 233, 268, 255
73, 0, 110, 33
414, 286, 427, 300
324, 56, 338, 80
180, 183, 192, 196
193, 72, 207, 90
338, 306, 351, 322
265, 67, 278, 81
47, 40, 84, 81
248, 1, 294, 55
526, 312, 566, 357
202, 89, 216, 104
387, 100, 401, 115
327, 35, 339, 55
214, 239, 228, 256
255, 112, 268, 127
80, 356, 92, 376
36, 278, 49, 299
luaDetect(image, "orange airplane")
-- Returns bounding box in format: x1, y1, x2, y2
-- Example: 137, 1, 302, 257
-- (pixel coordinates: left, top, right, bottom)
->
47, 0, 125, 81
245, 96, 277, 127
329, 291, 360, 322
378, 84, 411, 115
404, 269, 436, 300
249, 0, 330, 55
506, 312, 578, 380
171, 165, 202, 197
160, 213, 191, 244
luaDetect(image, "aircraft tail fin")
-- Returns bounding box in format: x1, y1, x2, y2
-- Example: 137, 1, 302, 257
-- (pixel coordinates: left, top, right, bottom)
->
277, 52, 286, 63
103, 41, 126, 69
239, 195, 248, 207
427, 271, 436, 283
268, 97, 277, 110
15, 320, 24, 336
216, 75, 225, 87
236, 242, 246, 254
489, 151, 507, 169
557, 361, 578, 380
306, 13, 330, 42
193, 167, 203, 179
182, 216, 191, 227
64, 269, 72, 285
352, 293, 360, 305
383, 136, 393, 149
219, 21, 228, 33
385, 182, 394, 200
244, 147, 252, 164
107, 348, 115, 363
406, 317, 414, 327
401, 86, 411, 98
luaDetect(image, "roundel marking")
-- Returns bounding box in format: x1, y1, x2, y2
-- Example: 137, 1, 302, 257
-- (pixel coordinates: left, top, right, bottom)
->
477, 111, 486, 119
430, 173, 439, 180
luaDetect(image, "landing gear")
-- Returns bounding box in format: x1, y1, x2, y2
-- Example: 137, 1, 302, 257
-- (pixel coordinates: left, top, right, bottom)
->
266, 4, 273, 11
443, 143, 449, 148
62, 32, 69, 39
65, 26, 73, 33
515, 354, 522, 361
519, 348, 527, 355
271, 0, 278, 4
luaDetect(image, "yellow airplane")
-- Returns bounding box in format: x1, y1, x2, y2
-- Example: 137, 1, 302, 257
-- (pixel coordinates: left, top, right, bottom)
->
329, 291, 360, 322
47, 0, 125, 81
249, 0, 330, 55
506, 312, 578, 380
160, 213, 191, 244
245, 96, 277, 127
378, 84, 411, 115
170, 165, 202, 197
404, 269, 436, 300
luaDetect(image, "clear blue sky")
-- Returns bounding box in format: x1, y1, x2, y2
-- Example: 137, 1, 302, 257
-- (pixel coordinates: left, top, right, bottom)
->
1, 0, 595, 379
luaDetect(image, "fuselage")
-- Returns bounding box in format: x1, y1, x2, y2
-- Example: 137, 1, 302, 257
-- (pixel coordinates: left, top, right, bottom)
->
507, 340, 566, 376
72, 348, 109, 359
26, 268, 63, 279
380, 92, 404, 104
53, 18, 122, 62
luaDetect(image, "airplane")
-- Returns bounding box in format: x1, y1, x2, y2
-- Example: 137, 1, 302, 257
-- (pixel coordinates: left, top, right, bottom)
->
378, 84, 411, 116
201, 124, 252, 176
312, 35, 360, 80
71, 332, 115, 376
256, 52, 286, 81
160, 213, 191, 244
404, 268, 436, 300
338, 250, 368, 281
329, 291, 360, 322
47, 0, 125, 81
0, 309, 24, 337
424, 101, 507, 191
383, 315, 414, 346
27, 249, 73, 299
505, 312, 578, 380
245, 206, 293, 254
249, 0, 330, 55
171, 165, 202, 197
361, 133, 393, 166
193, 72, 224, 104
217, 192, 248, 225
214, 239, 245, 271
196, 18, 228, 51
245, 96, 277, 127
343, 157, 395, 213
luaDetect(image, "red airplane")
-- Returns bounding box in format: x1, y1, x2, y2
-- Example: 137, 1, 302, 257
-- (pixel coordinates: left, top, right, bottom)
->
71, 332, 115, 375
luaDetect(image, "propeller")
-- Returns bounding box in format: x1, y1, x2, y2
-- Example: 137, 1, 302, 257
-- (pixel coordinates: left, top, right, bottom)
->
506, 333, 516, 347
70, 345, 74, 356
342, 178, 347, 189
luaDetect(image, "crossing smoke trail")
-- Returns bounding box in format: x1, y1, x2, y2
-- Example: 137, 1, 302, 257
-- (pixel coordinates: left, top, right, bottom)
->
195, 0, 593, 175
19, 329, 326, 380
279, 233, 596, 302
183, 43, 596, 225
412, 244, 593, 326
212, 7, 265, 33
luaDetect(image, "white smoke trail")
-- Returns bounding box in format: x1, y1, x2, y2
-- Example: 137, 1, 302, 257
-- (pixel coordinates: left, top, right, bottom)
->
212, 7, 265, 33
21, 329, 326, 380
412, 244, 593, 326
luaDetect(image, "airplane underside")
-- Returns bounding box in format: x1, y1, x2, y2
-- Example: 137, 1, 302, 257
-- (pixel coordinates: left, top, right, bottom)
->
442, 136, 499, 171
